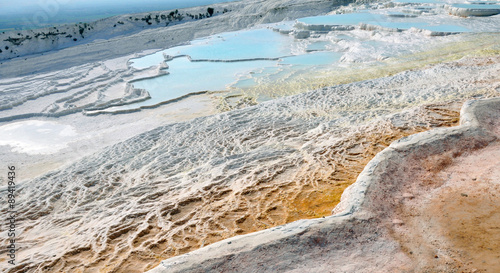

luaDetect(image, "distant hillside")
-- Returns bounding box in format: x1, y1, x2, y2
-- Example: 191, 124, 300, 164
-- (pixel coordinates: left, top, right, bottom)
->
0, 0, 239, 32
0, 4, 233, 61
0, 0, 372, 78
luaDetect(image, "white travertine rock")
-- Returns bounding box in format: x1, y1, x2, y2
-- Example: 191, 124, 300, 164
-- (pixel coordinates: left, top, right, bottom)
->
446, 3, 500, 17
146, 99, 500, 272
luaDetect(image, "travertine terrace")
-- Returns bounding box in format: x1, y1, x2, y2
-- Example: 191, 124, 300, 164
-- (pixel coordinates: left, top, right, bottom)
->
149, 94, 500, 273
1, 55, 499, 272
0, 0, 499, 272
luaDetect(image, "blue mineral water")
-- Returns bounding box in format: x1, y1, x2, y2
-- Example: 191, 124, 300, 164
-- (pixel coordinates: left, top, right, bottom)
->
116, 57, 277, 110
297, 13, 385, 26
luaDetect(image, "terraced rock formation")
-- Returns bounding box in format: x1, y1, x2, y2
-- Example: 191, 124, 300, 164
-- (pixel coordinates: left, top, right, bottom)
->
1, 55, 498, 273
149, 90, 500, 273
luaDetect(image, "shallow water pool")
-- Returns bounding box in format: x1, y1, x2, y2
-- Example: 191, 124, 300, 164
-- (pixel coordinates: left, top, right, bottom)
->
280, 52, 342, 66
117, 57, 278, 110
0, 121, 78, 155
297, 13, 385, 26
130, 28, 296, 70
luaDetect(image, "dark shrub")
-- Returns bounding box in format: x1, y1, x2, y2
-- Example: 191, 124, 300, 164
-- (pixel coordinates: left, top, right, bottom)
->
207, 7, 214, 16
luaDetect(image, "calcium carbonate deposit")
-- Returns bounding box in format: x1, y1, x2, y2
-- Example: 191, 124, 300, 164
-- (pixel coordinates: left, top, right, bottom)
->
0, 0, 499, 272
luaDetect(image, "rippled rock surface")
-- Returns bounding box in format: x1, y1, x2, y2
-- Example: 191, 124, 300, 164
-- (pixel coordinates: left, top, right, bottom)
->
1, 54, 499, 272
0, 0, 500, 272
149, 83, 500, 273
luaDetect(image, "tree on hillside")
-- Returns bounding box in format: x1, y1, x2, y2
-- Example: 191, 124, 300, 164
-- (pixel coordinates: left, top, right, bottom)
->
207, 7, 214, 17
